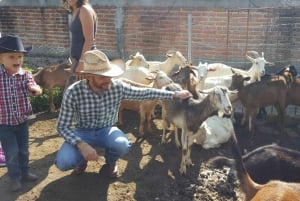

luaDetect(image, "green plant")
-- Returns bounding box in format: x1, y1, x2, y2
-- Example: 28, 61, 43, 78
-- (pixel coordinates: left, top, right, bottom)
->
30, 88, 63, 113
25, 65, 63, 113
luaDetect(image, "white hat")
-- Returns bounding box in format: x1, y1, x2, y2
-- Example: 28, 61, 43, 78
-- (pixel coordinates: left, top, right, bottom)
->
80, 50, 124, 77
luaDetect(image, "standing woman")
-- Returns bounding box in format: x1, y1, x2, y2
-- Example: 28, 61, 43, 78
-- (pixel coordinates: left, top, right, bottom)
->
63, 0, 97, 73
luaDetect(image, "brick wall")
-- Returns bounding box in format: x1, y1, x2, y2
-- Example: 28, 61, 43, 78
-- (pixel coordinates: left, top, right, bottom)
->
0, 6, 299, 68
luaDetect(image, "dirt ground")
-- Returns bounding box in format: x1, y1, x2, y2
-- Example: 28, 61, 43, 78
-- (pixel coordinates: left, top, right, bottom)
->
1, 109, 300, 201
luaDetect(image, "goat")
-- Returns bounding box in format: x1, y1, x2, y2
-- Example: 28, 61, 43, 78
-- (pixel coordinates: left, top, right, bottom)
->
229, 69, 291, 132
33, 63, 72, 112
161, 65, 200, 147
208, 143, 300, 184
162, 83, 235, 174
287, 76, 300, 107
196, 61, 239, 122
148, 50, 188, 75
201, 51, 274, 90
258, 64, 298, 117
125, 52, 150, 68
162, 65, 235, 150
118, 70, 173, 135
193, 115, 234, 149
229, 131, 300, 201
207, 51, 274, 82
117, 66, 154, 85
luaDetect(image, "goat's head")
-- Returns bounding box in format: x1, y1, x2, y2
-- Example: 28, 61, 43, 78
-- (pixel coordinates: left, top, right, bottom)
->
196, 61, 217, 81
200, 86, 235, 115
229, 69, 251, 91
246, 51, 274, 80
146, 70, 173, 89
128, 52, 150, 68
277, 64, 298, 78
171, 66, 191, 88
166, 50, 188, 66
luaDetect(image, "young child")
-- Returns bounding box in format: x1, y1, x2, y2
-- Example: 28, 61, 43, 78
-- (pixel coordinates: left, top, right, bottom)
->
0, 35, 42, 192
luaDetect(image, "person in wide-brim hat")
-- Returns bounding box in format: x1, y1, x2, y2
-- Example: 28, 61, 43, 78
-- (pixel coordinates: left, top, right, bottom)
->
77, 49, 124, 77
0, 35, 33, 54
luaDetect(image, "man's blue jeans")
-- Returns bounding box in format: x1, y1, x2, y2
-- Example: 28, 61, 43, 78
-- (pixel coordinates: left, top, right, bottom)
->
55, 126, 131, 171
0, 122, 30, 182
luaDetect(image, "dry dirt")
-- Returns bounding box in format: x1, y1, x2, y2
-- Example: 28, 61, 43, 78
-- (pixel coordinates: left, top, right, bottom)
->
1, 110, 300, 201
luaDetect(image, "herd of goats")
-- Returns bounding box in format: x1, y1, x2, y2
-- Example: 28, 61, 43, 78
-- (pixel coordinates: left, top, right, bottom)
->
32, 50, 300, 200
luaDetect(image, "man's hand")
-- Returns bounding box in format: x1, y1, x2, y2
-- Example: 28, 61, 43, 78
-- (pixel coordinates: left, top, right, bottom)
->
173, 90, 192, 99
76, 141, 99, 161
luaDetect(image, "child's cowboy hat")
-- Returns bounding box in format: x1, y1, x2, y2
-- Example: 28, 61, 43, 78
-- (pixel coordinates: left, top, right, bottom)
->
80, 49, 124, 77
0, 35, 33, 53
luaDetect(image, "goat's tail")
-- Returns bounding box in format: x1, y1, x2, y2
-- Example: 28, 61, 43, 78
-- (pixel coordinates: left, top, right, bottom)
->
230, 132, 261, 200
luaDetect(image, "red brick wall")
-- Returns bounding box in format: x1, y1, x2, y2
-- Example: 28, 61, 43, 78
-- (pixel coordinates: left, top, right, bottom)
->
0, 6, 299, 66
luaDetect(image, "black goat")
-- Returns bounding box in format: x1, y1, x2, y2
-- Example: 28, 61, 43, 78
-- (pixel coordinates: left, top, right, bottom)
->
208, 144, 300, 184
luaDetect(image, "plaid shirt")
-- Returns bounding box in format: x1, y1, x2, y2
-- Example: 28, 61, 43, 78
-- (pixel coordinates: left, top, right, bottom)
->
57, 79, 174, 145
0, 65, 36, 125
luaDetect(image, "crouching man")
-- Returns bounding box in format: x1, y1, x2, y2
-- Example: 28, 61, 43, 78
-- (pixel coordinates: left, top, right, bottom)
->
55, 49, 191, 178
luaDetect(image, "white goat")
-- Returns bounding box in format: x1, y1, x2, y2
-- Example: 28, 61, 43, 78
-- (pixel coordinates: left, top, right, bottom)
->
197, 52, 274, 123
117, 66, 154, 85
206, 51, 274, 82
193, 115, 234, 149
162, 83, 236, 174
125, 52, 150, 68
148, 50, 188, 75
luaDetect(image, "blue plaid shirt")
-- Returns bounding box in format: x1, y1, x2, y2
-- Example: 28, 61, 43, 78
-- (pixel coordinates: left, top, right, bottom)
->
57, 79, 174, 145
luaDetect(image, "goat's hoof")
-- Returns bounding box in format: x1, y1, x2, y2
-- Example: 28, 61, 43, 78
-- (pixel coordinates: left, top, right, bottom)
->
179, 167, 186, 175
138, 130, 145, 136
179, 165, 186, 175
186, 160, 194, 167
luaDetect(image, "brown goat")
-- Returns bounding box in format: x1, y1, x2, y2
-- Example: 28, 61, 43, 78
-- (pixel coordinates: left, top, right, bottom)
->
230, 132, 300, 201
229, 70, 290, 132
33, 63, 71, 112
287, 76, 300, 106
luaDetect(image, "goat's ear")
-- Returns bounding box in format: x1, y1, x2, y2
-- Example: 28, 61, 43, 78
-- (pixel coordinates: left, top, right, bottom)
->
189, 65, 198, 70
230, 68, 236, 74
229, 89, 238, 94
265, 61, 275, 66
199, 90, 208, 94
209, 67, 216, 71
129, 55, 134, 59
199, 87, 214, 94
166, 51, 174, 58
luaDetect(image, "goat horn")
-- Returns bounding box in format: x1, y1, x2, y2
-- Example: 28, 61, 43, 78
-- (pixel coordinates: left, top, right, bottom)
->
188, 65, 199, 70
246, 51, 259, 59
